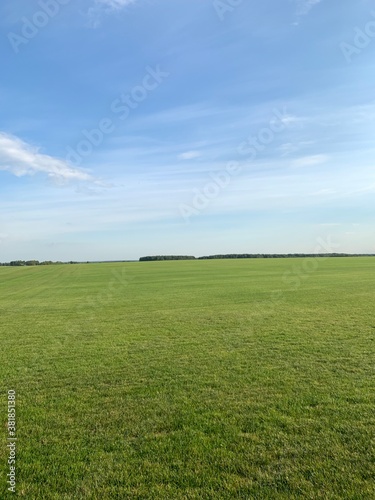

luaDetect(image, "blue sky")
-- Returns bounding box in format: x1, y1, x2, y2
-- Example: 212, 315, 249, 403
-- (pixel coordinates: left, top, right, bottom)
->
0, 0, 374, 261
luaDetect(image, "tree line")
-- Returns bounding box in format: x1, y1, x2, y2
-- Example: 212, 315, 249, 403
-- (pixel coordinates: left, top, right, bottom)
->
0, 260, 80, 266
139, 256, 196, 261
139, 253, 375, 261
2, 254, 374, 266
198, 253, 360, 259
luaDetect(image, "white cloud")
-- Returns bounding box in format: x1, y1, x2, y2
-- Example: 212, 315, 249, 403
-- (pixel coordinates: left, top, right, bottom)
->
291, 154, 329, 168
88, 0, 136, 27
279, 113, 304, 126
292, 0, 323, 25
310, 188, 336, 196
96, 0, 136, 10
178, 151, 201, 161
0, 132, 96, 185
295, 0, 322, 16
279, 141, 315, 157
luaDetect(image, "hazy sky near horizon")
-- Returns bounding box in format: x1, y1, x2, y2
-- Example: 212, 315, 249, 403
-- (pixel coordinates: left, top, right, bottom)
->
0, 0, 374, 261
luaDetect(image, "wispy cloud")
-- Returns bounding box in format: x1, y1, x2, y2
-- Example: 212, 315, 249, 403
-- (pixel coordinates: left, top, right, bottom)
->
293, 0, 323, 24
0, 132, 97, 185
291, 154, 329, 168
295, 0, 322, 16
279, 141, 315, 157
97, 0, 136, 8
178, 151, 201, 161
88, 0, 137, 27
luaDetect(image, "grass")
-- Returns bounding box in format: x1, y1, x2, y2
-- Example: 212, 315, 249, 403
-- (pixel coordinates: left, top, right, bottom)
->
1, 258, 374, 498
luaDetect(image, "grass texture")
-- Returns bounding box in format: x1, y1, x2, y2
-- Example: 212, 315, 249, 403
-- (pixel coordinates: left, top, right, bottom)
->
1, 258, 374, 498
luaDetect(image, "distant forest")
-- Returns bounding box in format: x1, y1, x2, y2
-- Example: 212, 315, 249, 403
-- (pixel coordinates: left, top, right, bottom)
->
139, 254, 375, 261
0, 260, 79, 266
139, 256, 196, 261
1, 254, 374, 267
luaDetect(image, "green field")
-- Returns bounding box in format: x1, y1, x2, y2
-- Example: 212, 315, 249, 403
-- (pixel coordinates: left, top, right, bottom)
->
1, 258, 374, 498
